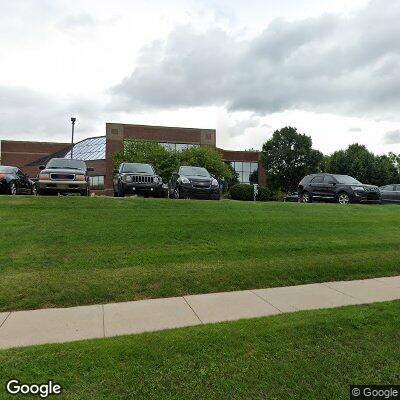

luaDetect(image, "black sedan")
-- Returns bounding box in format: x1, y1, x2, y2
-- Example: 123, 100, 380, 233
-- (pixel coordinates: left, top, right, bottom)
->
380, 185, 400, 203
0, 166, 36, 195
168, 166, 220, 200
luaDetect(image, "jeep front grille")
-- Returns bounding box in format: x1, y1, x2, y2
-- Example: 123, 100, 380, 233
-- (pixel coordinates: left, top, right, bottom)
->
131, 175, 154, 184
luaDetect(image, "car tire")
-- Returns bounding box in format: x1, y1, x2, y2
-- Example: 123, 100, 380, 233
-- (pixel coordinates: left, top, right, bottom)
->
301, 191, 312, 203
9, 182, 17, 196
80, 189, 89, 197
173, 187, 181, 199
337, 192, 350, 205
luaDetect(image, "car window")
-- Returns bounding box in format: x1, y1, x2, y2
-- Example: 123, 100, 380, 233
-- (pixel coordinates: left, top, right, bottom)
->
0, 166, 16, 174
394, 185, 400, 192
381, 185, 394, 191
121, 163, 154, 174
332, 175, 361, 185
323, 175, 335, 183
310, 176, 324, 183
179, 166, 210, 177
46, 159, 87, 171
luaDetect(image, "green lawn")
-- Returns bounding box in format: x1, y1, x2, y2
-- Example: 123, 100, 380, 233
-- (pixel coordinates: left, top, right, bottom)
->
0, 196, 399, 312
0, 301, 399, 399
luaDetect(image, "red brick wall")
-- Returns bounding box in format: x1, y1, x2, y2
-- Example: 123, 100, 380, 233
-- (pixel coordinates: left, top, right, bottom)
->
123, 124, 203, 144
0, 140, 70, 178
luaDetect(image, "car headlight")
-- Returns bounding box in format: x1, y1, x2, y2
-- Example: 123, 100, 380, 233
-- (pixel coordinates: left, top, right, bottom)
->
351, 186, 365, 191
124, 175, 133, 183
39, 173, 50, 180
180, 176, 190, 184
75, 174, 85, 181
211, 179, 219, 186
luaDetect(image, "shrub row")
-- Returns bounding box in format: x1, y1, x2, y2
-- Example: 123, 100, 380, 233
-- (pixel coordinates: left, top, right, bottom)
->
229, 184, 275, 201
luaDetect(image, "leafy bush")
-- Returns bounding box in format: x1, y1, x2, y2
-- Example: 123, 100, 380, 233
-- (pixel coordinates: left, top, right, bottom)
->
229, 184, 275, 201
179, 146, 233, 182
229, 184, 255, 201
257, 186, 275, 201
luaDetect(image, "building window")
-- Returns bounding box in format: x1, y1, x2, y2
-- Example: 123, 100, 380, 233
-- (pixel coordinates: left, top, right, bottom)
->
89, 176, 105, 190
230, 161, 258, 184
159, 143, 198, 151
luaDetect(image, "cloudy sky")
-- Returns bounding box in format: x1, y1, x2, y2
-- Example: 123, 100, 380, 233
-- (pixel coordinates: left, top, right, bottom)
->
1, 0, 400, 155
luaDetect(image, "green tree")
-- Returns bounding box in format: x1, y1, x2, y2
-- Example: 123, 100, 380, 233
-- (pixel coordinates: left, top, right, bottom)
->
327, 144, 399, 186
249, 169, 258, 184
261, 127, 323, 192
179, 146, 233, 181
114, 141, 233, 184
113, 140, 178, 183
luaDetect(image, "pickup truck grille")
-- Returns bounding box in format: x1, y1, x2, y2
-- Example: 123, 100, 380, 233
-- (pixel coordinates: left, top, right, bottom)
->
131, 175, 154, 184
51, 173, 75, 180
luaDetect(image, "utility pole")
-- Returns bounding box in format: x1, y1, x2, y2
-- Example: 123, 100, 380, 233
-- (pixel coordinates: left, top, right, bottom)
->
70, 117, 76, 159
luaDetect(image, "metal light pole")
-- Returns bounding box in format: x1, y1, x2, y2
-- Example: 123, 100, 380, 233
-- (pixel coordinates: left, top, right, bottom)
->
70, 117, 76, 159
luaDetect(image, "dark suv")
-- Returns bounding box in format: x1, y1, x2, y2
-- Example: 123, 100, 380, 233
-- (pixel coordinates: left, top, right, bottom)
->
298, 173, 381, 204
113, 162, 162, 197
168, 166, 220, 200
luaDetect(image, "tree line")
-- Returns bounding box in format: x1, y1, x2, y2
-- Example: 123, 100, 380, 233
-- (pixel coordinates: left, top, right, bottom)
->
262, 126, 400, 192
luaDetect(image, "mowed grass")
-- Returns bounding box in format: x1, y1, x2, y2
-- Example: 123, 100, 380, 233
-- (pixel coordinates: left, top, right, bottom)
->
0, 301, 399, 399
0, 196, 400, 311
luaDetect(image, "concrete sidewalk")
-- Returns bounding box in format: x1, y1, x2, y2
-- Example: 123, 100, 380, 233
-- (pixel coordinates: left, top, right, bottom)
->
0, 276, 399, 350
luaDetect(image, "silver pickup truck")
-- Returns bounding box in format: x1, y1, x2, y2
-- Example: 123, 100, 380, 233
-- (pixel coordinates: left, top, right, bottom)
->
37, 158, 93, 196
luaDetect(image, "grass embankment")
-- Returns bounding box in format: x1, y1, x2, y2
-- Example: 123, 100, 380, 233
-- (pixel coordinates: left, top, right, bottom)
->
0, 301, 399, 399
0, 196, 399, 311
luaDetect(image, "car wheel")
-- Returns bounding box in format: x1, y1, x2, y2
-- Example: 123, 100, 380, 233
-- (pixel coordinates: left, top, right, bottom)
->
9, 182, 17, 196
80, 189, 89, 197
173, 187, 181, 199
301, 191, 311, 203
337, 192, 350, 205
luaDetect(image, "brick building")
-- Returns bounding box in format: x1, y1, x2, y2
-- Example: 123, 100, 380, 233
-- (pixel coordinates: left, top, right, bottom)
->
0, 122, 266, 195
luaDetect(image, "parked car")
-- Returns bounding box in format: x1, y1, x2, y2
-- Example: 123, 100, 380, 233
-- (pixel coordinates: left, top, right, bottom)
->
113, 162, 163, 197
298, 173, 381, 204
0, 166, 37, 195
283, 191, 299, 202
37, 158, 93, 196
379, 184, 400, 203
168, 166, 220, 200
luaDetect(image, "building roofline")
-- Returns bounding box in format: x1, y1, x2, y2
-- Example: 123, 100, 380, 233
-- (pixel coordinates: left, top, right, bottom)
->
107, 122, 215, 132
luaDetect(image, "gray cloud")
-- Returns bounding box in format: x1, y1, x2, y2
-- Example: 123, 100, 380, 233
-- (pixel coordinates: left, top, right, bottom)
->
382, 130, 400, 144
0, 86, 102, 141
111, 0, 400, 120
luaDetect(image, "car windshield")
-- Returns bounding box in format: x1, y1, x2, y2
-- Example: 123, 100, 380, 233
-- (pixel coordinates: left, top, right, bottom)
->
180, 166, 211, 177
0, 166, 16, 174
333, 175, 361, 185
46, 159, 87, 171
121, 163, 154, 174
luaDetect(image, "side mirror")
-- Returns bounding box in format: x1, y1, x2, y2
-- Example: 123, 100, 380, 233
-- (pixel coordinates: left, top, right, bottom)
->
87, 167, 94, 172
39, 165, 45, 170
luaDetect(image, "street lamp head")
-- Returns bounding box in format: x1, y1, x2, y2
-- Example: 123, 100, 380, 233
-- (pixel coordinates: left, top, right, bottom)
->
71, 117, 76, 123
